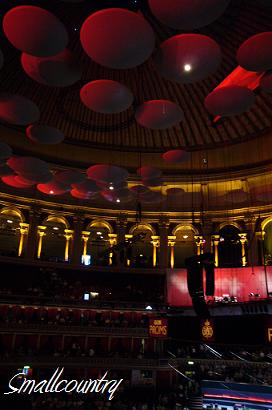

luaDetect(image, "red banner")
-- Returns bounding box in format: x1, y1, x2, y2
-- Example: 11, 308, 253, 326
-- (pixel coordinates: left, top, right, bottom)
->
149, 318, 168, 338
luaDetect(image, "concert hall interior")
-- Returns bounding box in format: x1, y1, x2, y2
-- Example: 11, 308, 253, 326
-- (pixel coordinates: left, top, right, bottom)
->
0, 1, 272, 409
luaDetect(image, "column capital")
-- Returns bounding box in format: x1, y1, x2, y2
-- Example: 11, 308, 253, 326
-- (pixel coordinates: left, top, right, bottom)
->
168, 235, 176, 246
37, 225, 47, 235
151, 235, 160, 247
19, 222, 29, 235
82, 230, 90, 240
238, 233, 248, 243
194, 234, 204, 242
211, 234, 220, 243
108, 233, 117, 246
64, 229, 74, 242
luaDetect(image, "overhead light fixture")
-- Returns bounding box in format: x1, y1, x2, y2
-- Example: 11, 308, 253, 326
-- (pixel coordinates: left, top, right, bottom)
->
183, 235, 188, 239
53, 227, 59, 231
116, 198, 120, 203
145, 305, 152, 310
97, 231, 102, 235
7, 220, 13, 224
184, 64, 192, 72
109, 186, 114, 191
49, 190, 54, 194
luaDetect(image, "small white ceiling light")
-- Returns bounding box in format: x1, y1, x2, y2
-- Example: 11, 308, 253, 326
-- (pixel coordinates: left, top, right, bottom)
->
183, 234, 188, 239
116, 198, 120, 203
7, 219, 13, 224
53, 227, 59, 231
109, 186, 114, 190
184, 63, 192, 72
97, 231, 102, 235
49, 190, 54, 194
145, 305, 152, 310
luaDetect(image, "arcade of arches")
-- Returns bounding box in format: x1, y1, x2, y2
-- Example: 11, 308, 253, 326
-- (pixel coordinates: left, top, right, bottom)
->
0, 198, 272, 269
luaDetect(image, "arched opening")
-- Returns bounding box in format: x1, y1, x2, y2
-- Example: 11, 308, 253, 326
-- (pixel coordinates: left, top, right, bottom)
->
41, 217, 68, 262
264, 220, 272, 265
0, 208, 23, 257
129, 224, 154, 268
88, 221, 111, 266
173, 226, 196, 268
218, 225, 242, 267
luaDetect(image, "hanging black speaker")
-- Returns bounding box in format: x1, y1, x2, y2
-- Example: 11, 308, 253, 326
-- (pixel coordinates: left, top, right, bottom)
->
192, 295, 210, 318
185, 255, 204, 297
185, 253, 214, 317
204, 261, 215, 296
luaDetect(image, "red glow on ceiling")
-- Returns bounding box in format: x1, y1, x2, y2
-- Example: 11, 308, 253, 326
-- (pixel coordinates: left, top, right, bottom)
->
212, 66, 265, 122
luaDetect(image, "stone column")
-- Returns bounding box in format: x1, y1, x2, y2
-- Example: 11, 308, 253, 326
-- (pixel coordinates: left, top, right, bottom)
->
211, 235, 220, 267
64, 229, 74, 262
108, 233, 117, 265
168, 236, 176, 269
37, 226, 47, 259
82, 231, 90, 257
238, 233, 248, 267
18, 223, 29, 257
125, 234, 133, 266
159, 217, 169, 269
194, 235, 204, 255
151, 236, 160, 267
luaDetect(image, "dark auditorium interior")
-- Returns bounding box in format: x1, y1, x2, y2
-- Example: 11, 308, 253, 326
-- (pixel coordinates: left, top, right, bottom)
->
0, 0, 272, 409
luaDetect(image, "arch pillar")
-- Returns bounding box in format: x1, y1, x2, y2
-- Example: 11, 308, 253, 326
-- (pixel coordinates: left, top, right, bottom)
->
108, 233, 117, 265
37, 226, 47, 259
168, 236, 176, 269
238, 233, 247, 267
64, 229, 74, 262
18, 222, 29, 257
211, 235, 220, 267
151, 236, 160, 267
194, 235, 204, 255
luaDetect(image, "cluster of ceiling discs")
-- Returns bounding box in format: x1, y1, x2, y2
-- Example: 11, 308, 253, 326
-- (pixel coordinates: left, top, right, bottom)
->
0, 2, 272, 203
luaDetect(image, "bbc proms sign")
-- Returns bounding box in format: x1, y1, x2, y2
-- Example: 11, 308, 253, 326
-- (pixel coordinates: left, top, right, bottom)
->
149, 318, 168, 338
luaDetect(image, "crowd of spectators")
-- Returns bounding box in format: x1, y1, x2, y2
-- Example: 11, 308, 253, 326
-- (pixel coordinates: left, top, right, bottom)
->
0, 268, 165, 307
0, 305, 149, 328
1, 381, 199, 410
167, 341, 272, 363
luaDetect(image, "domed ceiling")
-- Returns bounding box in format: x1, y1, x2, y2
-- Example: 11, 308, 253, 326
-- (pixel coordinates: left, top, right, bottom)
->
0, 0, 272, 211
0, 0, 271, 152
